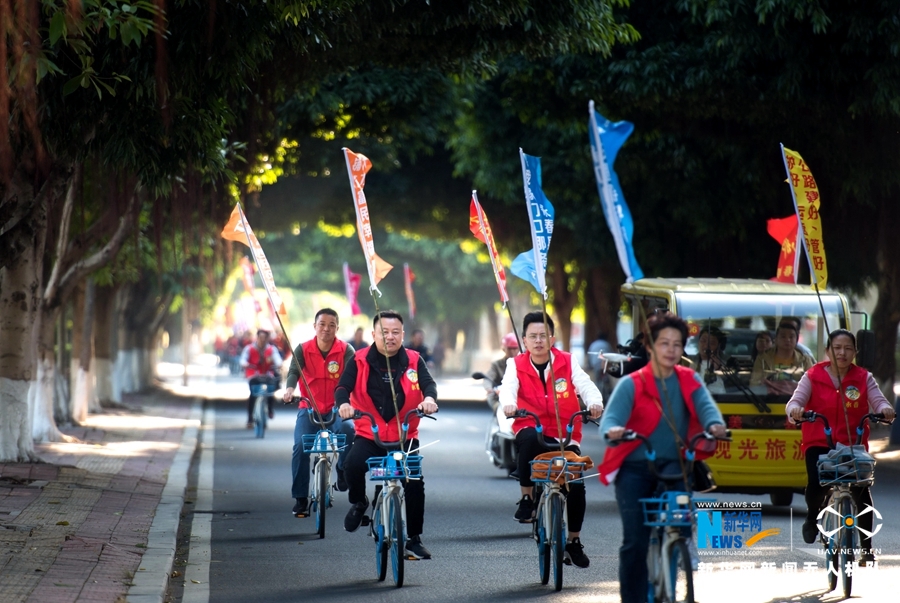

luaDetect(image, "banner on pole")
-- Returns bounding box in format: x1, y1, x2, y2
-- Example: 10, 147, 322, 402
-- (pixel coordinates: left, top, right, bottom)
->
510, 150, 555, 298
343, 262, 362, 316
342, 148, 393, 293
469, 192, 509, 304
404, 263, 416, 320
780, 145, 828, 289
220, 203, 287, 319
588, 101, 644, 283
766, 215, 800, 283
239, 256, 263, 313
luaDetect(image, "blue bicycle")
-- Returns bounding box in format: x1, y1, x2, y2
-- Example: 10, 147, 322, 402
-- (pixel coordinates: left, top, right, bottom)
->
298, 403, 347, 539
249, 376, 278, 438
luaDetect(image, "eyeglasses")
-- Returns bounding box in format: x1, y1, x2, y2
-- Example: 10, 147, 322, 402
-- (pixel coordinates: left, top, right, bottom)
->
525, 334, 548, 342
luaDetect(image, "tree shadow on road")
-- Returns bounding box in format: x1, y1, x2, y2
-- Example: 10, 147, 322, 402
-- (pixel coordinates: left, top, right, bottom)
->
759, 588, 847, 603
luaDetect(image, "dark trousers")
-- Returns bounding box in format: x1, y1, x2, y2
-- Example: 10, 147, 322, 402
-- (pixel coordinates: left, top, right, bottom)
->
247, 375, 275, 423
514, 428, 586, 533
344, 436, 425, 537
804, 446, 874, 548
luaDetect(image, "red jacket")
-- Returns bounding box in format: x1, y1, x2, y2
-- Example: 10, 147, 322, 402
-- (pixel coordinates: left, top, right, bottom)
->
512, 351, 582, 442
298, 339, 348, 414
244, 345, 278, 379
350, 348, 424, 442
802, 361, 870, 452
599, 364, 710, 485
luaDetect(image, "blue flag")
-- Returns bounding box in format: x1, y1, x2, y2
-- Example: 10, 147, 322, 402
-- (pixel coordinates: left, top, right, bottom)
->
588, 101, 644, 282
511, 150, 555, 296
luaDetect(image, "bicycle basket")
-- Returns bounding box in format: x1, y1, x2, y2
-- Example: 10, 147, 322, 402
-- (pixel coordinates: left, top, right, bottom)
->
366, 454, 423, 481
249, 381, 278, 396
816, 443, 875, 486
639, 491, 707, 528
529, 451, 593, 484
301, 431, 347, 454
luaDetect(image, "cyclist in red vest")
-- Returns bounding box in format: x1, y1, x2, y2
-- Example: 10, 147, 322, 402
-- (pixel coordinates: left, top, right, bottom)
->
599, 311, 726, 603
786, 328, 895, 563
239, 329, 283, 428
500, 311, 604, 569
281, 308, 357, 518
337, 310, 438, 561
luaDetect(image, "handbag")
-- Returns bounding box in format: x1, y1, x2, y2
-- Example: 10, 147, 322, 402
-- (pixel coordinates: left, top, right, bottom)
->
692, 460, 717, 493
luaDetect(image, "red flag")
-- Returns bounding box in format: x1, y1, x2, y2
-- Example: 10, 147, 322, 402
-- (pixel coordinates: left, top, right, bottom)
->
404, 263, 416, 320
343, 262, 362, 316
343, 148, 393, 292
767, 214, 800, 283
469, 192, 510, 303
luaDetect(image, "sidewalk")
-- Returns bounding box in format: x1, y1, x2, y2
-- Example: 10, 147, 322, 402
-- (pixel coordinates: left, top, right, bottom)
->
0, 390, 200, 603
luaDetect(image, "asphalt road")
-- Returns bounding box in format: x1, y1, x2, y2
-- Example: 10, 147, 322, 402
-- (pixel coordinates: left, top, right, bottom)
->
174, 375, 900, 603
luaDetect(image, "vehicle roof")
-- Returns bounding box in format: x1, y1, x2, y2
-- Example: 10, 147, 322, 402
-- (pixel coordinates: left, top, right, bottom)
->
622, 277, 840, 296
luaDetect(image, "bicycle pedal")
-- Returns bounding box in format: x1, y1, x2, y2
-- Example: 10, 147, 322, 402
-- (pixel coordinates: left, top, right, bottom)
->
360, 515, 371, 527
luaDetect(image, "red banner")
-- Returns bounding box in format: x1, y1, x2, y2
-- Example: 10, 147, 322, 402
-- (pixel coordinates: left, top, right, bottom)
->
469, 192, 509, 303
343, 262, 362, 316
404, 263, 416, 320
766, 214, 799, 283
343, 148, 393, 292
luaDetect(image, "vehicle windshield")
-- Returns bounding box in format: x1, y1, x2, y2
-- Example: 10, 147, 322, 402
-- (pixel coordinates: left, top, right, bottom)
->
674, 292, 846, 411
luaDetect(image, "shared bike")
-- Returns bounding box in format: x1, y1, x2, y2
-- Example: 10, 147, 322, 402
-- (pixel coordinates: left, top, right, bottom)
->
295, 399, 347, 539
797, 411, 891, 598
608, 430, 728, 603
249, 376, 278, 439
510, 408, 596, 591
354, 408, 436, 588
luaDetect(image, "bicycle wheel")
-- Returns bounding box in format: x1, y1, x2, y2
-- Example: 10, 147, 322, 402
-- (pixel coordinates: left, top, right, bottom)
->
535, 499, 550, 585
253, 396, 266, 438
646, 534, 663, 603
823, 501, 838, 592
315, 460, 328, 539
840, 497, 855, 598
389, 491, 405, 588
550, 493, 565, 592
666, 539, 694, 603
373, 497, 388, 582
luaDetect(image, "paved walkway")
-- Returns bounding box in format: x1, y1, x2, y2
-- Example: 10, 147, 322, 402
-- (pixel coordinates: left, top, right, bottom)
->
0, 391, 199, 603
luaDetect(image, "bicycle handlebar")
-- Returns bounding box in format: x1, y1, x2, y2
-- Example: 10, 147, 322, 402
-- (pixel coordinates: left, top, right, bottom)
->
797, 411, 891, 448
605, 429, 732, 463
352, 407, 437, 450
507, 408, 596, 450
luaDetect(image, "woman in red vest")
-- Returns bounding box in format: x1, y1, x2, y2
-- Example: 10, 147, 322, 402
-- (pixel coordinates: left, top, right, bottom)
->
599, 312, 726, 603
786, 329, 895, 564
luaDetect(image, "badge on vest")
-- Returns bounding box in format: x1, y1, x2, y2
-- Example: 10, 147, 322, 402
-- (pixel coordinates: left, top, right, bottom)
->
554, 378, 567, 393
844, 385, 860, 401
327, 361, 340, 375
406, 369, 419, 383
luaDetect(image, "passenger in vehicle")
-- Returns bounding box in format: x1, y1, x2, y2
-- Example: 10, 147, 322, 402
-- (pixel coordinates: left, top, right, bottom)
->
779, 316, 816, 360
692, 327, 727, 393
750, 330, 773, 364
750, 323, 814, 394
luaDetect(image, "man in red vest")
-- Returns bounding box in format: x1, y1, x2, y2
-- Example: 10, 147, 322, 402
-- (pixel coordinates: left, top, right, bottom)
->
500, 311, 604, 569
282, 308, 356, 518
240, 329, 283, 428
337, 310, 438, 561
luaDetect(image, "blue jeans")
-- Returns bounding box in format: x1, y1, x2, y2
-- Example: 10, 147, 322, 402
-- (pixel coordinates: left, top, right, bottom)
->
614, 459, 689, 603
291, 410, 355, 499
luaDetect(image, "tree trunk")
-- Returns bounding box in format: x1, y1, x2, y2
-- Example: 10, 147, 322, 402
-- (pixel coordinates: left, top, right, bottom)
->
584, 260, 623, 349
93, 284, 116, 406
872, 193, 900, 400
548, 258, 584, 353
70, 279, 96, 423
32, 304, 67, 442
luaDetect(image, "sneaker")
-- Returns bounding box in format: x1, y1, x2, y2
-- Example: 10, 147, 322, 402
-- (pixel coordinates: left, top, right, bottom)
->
859, 550, 876, 566
344, 499, 368, 532
268, 409, 275, 419
246, 421, 254, 429
405, 535, 432, 560
514, 495, 534, 523
802, 520, 817, 544
563, 537, 590, 568
292, 498, 308, 518
336, 468, 348, 492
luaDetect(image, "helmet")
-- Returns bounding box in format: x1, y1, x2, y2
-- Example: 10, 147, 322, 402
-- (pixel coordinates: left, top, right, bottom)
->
501, 332, 518, 348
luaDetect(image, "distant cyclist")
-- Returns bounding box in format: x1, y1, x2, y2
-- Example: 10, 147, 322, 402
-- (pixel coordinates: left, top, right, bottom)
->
240, 329, 283, 428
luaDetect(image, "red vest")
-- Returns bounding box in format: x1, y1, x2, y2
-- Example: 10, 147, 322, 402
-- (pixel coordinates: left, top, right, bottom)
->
244, 345, 277, 379
298, 339, 348, 413
512, 351, 582, 441
350, 349, 425, 442
599, 364, 709, 485
801, 361, 870, 451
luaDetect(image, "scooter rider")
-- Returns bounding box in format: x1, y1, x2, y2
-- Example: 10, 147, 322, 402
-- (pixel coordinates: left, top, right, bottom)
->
484, 333, 521, 409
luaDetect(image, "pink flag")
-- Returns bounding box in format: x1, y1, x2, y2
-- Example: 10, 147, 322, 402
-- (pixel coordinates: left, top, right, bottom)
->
343, 262, 362, 316
404, 263, 416, 320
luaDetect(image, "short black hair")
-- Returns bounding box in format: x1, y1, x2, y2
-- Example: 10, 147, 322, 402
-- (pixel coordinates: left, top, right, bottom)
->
780, 316, 802, 330
643, 311, 688, 346
374, 310, 404, 327
315, 308, 338, 322
827, 328, 856, 349
698, 327, 727, 350
775, 323, 798, 338
522, 311, 554, 335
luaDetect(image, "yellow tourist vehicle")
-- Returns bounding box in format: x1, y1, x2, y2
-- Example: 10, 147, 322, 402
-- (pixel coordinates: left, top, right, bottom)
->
619, 277, 864, 506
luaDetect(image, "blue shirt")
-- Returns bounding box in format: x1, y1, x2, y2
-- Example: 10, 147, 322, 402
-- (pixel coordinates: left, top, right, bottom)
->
600, 371, 724, 463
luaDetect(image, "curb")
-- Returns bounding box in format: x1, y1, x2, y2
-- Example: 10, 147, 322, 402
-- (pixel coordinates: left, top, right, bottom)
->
126, 398, 202, 603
